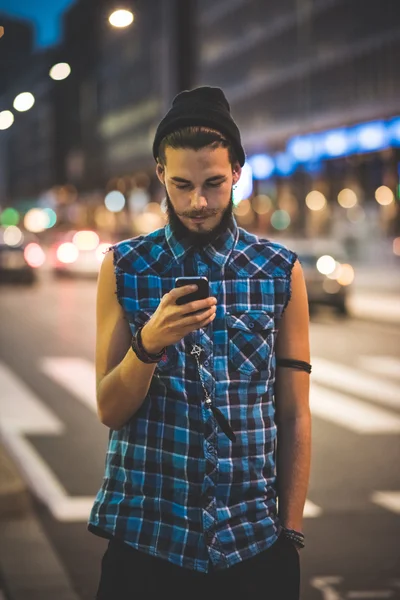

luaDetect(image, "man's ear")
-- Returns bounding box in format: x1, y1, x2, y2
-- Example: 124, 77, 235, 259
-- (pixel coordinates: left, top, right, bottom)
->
232, 163, 242, 186
156, 163, 165, 186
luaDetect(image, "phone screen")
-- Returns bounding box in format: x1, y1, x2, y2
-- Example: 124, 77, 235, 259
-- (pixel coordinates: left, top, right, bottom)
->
175, 277, 209, 305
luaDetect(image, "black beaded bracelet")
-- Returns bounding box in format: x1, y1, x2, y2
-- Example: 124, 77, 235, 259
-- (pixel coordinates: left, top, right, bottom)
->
131, 326, 166, 364
282, 527, 305, 549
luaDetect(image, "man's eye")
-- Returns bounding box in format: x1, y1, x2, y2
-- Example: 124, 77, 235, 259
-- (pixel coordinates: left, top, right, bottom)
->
176, 184, 190, 190
207, 182, 223, 188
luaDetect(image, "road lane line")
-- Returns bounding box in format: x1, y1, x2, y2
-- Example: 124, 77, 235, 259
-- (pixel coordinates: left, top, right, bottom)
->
312, 358, 400, 410
303, 499, 322, 517
371, 491, 400, 514
358, 356, 400, 382
0, 362, 94, 522
310, 383, 400, 433
40, 357, 97, 412
0, 362, 64, 435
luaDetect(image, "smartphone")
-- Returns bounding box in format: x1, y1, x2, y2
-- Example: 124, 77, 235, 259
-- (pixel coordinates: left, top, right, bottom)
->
175, 276, 209, 305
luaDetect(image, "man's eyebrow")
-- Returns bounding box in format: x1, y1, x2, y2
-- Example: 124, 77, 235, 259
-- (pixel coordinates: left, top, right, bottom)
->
170, 175, 227, 184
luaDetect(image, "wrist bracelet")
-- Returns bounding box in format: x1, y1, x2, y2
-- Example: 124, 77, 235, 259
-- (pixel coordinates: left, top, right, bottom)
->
281, 527, 305, 549
131, 326, 166, 364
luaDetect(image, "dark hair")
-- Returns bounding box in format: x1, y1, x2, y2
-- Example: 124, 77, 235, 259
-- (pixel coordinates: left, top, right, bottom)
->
157, 126, 238, 168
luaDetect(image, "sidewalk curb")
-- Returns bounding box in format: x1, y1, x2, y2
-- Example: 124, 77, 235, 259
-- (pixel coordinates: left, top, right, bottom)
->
0, 443, 80, 600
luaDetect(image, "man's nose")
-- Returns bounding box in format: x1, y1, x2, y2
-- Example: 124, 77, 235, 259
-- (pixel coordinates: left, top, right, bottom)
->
190, 190, 208, 210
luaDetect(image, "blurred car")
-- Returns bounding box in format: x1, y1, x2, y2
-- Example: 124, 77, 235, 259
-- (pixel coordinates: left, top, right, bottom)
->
0, 226, 45, 285
273, 237, 355, 315
48, 229, 113, 278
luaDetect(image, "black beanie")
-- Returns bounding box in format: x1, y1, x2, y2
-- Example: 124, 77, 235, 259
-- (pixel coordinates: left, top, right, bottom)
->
152, 86, 246, 167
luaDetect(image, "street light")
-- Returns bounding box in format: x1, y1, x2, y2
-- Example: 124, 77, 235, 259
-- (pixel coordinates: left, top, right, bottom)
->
13, 92, 35, 112
49, 62, 71, 81
108, 9, 134, 28
0, 110, 14, 130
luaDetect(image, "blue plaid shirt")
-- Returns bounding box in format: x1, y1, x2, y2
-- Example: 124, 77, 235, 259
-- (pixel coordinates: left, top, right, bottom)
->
88, 216, 297, 572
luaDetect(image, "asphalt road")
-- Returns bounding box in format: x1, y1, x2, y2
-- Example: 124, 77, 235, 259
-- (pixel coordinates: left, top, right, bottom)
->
1, 272, 399, 600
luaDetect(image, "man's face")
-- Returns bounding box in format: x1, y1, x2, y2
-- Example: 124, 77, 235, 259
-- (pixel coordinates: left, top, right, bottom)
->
157, 145, 241, 245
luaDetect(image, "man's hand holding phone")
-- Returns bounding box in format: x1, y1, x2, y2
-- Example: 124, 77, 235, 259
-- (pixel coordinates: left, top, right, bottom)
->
141, 280, 216, 354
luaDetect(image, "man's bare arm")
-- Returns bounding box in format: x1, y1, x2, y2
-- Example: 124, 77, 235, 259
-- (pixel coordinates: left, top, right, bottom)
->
95, 250, 159, 430
274, 259, 312, 532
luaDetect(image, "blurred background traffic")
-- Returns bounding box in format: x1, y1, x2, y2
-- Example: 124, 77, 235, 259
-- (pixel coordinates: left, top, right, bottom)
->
0, 2, 400, 600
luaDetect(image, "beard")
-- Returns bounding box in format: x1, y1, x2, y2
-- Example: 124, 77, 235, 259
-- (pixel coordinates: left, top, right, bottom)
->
165, 190, 234, 248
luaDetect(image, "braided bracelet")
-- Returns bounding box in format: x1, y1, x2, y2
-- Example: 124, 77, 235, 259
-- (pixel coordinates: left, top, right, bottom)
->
282, 527, 305, 549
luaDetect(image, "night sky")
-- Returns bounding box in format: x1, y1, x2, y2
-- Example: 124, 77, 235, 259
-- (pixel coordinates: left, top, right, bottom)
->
0, 0, 77, 47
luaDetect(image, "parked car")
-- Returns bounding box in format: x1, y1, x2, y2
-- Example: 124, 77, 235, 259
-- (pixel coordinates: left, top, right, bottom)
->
48, 229, 113, 278
0, 226, 44, 285
273, 237, 354, 315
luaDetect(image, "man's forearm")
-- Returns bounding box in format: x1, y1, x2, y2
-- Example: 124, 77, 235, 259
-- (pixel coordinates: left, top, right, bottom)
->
97, 348, 157, 430
276, 413, 312, 531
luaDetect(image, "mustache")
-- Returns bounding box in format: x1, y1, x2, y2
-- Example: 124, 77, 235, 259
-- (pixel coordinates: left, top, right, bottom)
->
180, 210, 218, 218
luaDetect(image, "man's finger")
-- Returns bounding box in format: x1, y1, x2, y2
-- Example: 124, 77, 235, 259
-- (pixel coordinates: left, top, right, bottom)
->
168, 284, 198, 299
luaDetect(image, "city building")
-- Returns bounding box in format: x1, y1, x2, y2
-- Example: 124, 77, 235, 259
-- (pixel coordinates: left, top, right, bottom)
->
195, 0, 400, 244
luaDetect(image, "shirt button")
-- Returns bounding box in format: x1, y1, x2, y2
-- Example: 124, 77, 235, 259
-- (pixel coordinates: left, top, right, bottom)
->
203, 360, 209, 367
249, 322, 254, 329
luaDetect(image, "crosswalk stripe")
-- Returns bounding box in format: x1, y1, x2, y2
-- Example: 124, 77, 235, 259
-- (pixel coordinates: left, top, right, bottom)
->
312, 357, 400, 410
303, 499, 322, 517
371, 491, 400, 514
40, 357, 97, 413
358, 356, 400, 382
310, 383, 400, 433
0, 361, 93, 521
0, 362, 63, 435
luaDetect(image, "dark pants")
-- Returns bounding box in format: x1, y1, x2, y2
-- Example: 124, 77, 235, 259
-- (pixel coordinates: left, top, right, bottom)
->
96, 532, 300, 600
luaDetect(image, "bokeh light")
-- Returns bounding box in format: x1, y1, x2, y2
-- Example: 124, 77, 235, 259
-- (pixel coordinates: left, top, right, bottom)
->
338, 188, 358, 208
336, 264, 355, 286
109, 9, 134, 27
105, 190, 126, 212
13, 92, 35, 112
347, 205, 365, 223
316, 255, 336, 275
270, 210, 291, 230
253, 195, 272, 215
96, 243, 112, 262
73, 230, 99, 251
57, 242, 79, 264
24, 243, 46, 268
3, 226, 23, 246
305, 191, 327, 211
24, 208, 50, 232
375, 185, 394, 206
1, 207, 20, 226
43, 208, 57, 228
0, 110, 14, 130
49, 63, 71, 81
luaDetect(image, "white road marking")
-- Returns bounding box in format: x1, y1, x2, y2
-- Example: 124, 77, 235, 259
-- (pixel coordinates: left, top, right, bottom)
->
371, 491, 400, 514
0, 362, 63, 435
310, 383, 400, 434
303, 499, 322, 517
358, 356, 400, 382
310, 577, 396, 599
40, 357, 97, 412
348, 293, 400, 324
0, 362, 94, 522
347, 592, 394, 598
312, 358, 400, 410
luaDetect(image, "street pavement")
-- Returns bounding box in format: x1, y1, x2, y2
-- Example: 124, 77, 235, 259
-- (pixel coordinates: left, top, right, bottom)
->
0, 270, 399, 599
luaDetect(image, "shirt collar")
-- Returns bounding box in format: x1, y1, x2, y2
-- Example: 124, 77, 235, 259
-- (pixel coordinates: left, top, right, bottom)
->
165, 215, 238, 268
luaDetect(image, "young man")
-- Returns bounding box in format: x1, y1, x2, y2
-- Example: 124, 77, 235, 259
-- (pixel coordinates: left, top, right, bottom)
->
89, 86, 311, 600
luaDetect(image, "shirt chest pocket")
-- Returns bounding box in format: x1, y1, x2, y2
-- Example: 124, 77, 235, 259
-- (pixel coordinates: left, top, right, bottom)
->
226, 311, 275, 375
